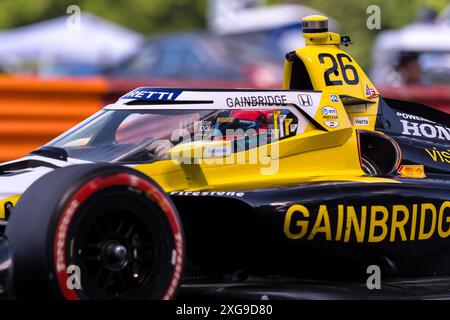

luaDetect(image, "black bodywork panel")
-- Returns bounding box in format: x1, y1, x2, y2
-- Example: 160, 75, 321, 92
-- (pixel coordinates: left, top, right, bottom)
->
172, 178, 450, 299
376, 98, 450, 175
172, 179, 449, 276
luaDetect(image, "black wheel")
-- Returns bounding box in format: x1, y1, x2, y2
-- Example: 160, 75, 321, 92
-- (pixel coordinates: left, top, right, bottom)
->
6, 164, 184, 300
361, 156, 381, 175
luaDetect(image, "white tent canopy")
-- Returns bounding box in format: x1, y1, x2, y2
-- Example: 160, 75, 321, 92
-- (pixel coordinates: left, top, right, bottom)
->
208, 0, 336, 35
374, 23, 450, 53
0, 13, 143, 71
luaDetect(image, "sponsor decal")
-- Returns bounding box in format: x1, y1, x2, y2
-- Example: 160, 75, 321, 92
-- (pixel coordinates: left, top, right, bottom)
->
197, 120, 212, 134
398, 165, 426, 178
297, 94, 313, 107
225, 95, 287, 108
324, 121, 339, 128
330, 94, 339, 103
396, 112, 435, 124
353, 116, 369, 126
283, 201, 450, 242
121, 88, 183, 101
322, 106, 338, 117
170, 191, 245, 197
322, 106, 339, 128
55, 200, 79, 273
217, 117, 233, 123
424, 147, 450, 164
397, 111, 449, 141
400, 120, 450, 141
365, 83, 378, 98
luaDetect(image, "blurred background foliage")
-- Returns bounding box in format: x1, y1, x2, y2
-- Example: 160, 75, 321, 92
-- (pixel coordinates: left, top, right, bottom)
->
0, 0, 207, 33
0, 0, 447, 69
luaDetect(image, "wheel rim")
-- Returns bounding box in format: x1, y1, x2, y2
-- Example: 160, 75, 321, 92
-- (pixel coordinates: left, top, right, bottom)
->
67, 187, 171, 299
77, 209, 156, 297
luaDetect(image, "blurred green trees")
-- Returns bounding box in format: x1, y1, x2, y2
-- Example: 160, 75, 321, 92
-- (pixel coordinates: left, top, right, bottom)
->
0, 0, 207, 34
0, 0, 447, 69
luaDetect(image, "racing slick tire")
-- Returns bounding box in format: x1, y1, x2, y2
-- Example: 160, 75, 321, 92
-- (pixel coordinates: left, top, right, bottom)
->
5, 164, 184, 300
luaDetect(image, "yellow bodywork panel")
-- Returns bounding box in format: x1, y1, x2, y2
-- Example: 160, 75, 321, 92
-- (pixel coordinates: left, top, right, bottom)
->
132, 125, 398, 193
283, 19, 380, 132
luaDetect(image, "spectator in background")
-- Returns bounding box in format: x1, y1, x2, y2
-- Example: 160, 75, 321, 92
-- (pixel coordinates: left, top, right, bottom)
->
389, 53, 422, 86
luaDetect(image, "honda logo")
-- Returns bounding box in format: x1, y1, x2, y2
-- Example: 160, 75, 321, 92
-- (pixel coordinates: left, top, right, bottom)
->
298, 94, 313, 107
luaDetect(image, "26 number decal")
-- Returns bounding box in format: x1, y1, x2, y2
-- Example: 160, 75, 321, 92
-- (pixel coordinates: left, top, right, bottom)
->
318, 53, 359, 86
337, 54, 359, 85
318, 53, 341, 86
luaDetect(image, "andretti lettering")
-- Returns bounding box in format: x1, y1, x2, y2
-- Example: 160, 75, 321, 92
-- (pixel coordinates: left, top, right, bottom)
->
283, 202, 450, 242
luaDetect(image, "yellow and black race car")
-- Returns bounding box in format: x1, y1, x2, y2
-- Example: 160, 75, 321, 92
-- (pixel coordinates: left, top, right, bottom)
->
0, 16, 448, 300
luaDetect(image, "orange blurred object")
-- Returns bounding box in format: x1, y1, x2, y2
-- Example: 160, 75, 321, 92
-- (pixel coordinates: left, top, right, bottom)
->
0, 75, 268, 162
0, 75, 108, 161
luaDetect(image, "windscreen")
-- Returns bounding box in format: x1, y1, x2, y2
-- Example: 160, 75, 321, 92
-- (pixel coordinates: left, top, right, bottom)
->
46, 107, 300, 163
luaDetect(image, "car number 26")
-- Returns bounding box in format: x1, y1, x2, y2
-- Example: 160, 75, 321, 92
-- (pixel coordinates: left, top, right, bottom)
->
318, 53, 359, 86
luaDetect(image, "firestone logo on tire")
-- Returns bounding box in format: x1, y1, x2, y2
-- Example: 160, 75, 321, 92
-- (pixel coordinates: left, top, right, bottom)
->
55, 200, 79, 272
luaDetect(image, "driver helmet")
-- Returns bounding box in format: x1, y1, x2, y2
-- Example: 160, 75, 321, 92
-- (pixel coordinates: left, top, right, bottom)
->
213, 110, 272, 139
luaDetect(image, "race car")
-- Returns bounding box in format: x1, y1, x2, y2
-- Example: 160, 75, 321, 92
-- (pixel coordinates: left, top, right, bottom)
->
0, 15, 448, 300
